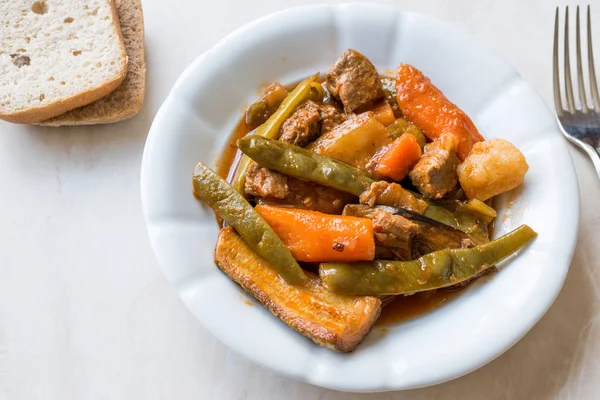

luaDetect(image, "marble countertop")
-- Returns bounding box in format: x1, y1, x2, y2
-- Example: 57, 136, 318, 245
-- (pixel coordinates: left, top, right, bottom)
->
2, 0, 600, 398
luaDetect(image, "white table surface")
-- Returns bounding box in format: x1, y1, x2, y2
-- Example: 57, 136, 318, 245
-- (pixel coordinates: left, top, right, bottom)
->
2, 0, 600, 398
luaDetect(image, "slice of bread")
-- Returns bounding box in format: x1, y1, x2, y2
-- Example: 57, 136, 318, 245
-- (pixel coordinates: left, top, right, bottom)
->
41, 0, 145, 126
0, 0, 128, 124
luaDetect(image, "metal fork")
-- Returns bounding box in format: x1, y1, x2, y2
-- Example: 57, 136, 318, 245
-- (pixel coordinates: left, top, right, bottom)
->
554, 5, 600, 176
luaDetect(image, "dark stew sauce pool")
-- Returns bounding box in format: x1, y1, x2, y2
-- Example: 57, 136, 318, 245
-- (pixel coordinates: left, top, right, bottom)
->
216, 113, 482, 325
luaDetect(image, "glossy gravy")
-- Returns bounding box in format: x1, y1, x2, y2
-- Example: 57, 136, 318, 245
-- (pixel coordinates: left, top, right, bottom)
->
376, 288, 465, 325
216, 119, 250, 180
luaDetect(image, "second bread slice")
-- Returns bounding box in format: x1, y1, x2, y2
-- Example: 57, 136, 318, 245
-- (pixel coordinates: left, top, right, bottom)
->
41, 0, 145, 126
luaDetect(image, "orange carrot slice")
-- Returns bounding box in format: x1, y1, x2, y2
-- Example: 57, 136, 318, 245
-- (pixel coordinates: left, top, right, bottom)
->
376, 133, 422, 181
395, 64, 484, 160
255, 205, 375, 262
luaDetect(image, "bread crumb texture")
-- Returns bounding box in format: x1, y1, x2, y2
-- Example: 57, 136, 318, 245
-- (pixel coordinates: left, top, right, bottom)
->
0, 0, 126, 115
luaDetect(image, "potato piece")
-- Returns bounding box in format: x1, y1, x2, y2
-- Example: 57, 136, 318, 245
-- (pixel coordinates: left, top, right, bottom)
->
371, 101, 396, 126
457, 138, 528, 201
306, 112, 391, 169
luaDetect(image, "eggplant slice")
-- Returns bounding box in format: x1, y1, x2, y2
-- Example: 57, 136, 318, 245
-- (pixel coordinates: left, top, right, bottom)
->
215, 227, 382, 352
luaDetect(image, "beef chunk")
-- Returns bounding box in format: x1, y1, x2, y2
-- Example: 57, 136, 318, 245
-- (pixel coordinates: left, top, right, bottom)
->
257, 178, 354, 215
326, 49, 384, 113
359, 181, 428, 214
319, 104, 346, 134
409, 136, 460, 199
244, 162, 288, 199
372, 208, 418, 250
343, 204, 418, 260
280, 101, 321, 147
280, 101, 346, 147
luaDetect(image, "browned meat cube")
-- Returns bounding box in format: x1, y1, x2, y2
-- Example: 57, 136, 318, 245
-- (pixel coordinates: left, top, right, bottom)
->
279, 100, 321, 147
409, 136, 460, 199
279, 101, 346, 147
326, 49, 384, 113
244, 162, 288, 199
372, 208, 419, 251
319, 104, 346, 134
343, 204, 418, 259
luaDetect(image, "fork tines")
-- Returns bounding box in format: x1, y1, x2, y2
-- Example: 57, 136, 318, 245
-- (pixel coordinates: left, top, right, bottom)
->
554, 5, 600, 115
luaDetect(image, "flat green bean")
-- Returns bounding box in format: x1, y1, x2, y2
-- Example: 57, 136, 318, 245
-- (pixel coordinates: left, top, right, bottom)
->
381, 77, 402, 118
237, 136, 375, 196
319, 224, 536, 295
193, 162, 307, 285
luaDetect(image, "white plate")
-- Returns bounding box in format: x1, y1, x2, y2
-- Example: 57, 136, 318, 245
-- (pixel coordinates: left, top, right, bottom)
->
141, 4, 579, 392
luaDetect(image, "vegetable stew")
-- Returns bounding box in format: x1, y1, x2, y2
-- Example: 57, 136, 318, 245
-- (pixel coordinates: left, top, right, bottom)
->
193, 49, 536, 352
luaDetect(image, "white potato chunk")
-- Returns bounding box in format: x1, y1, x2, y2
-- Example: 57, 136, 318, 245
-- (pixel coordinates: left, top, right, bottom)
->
457, 138, 528, 201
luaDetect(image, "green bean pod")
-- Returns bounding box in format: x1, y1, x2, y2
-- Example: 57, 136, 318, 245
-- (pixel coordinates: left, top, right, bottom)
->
232, 74, 319, 194
245, 83, 289, 129
193, 162, 307, 285
319, 224, 536, 295
465, 199, 497, 220
381, 77, 402, 118
237, 135, 375, 197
